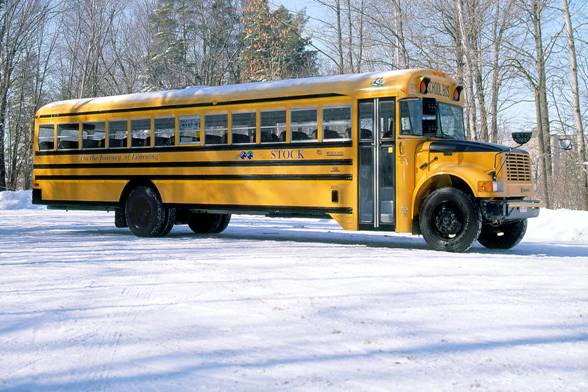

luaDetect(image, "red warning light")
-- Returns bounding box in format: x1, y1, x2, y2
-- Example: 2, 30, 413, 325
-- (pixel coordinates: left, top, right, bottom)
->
419, 77, 431, 94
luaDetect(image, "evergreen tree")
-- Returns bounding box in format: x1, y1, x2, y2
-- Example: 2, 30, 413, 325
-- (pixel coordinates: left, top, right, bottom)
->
241, 0, 317, 82
146, 0, 242, 89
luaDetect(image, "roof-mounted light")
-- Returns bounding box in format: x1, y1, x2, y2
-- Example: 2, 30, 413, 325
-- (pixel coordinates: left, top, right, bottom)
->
419, 77, 431, 94
453, 86, 463, 101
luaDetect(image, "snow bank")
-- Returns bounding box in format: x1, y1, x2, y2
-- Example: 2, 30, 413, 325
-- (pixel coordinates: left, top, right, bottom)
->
0, 190, 43, 210
526, 208, 588, 242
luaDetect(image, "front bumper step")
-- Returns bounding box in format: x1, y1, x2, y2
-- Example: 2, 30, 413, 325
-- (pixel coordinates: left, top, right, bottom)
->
481, 199, 542, 224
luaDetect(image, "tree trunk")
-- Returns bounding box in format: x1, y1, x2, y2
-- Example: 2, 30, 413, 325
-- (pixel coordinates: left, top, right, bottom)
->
456, 0, 477, 140
345, 0, 353, 72
489, 0, 502, 143
534, 88, 550, 207
561, 0, 587, 209
471, 29, 489, 141
335, 0, 344, 73
533, 0, 553, 207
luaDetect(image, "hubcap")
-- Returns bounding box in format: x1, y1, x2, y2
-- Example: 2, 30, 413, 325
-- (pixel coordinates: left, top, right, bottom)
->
130, 195, 153, 228
433, 203, 463, 237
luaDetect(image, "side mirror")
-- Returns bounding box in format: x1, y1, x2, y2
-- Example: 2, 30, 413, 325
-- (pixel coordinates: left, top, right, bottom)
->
512, 131, 532, 145
422, 97, 438, 136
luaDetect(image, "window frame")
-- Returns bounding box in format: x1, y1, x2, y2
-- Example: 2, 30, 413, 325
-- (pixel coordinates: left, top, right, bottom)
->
290, 107, 318, 143
153, 116, 176, 147
322, 105, 352, 142
178, 113, 202, 145
203, 112, 229, 146
231, 111, 257, 145
130, 117, 152, 148
107, 119, 129, 149
81, 121, 106, 150
56, 122, 81, 151
260, 109, 287, 144
38, 123, 56, 151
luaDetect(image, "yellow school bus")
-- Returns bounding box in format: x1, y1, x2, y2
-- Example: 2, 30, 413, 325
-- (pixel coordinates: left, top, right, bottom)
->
32, 69, 541, 252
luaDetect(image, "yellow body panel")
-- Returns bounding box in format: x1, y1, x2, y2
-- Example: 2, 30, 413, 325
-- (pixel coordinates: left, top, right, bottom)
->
33, 68, 535, 234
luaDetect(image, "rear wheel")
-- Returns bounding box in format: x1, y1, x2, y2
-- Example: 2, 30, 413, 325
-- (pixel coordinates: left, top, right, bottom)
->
419, 187, 481, 252
187, 212, 231, 234
478, 219, 527, 249
124, 185, 174, 237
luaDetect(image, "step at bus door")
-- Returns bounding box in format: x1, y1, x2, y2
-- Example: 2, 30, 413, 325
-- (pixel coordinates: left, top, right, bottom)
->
358, 98, 396, 230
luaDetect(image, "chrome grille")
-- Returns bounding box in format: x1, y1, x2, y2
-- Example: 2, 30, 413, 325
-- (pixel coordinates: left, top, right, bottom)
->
505, 153, 532, 182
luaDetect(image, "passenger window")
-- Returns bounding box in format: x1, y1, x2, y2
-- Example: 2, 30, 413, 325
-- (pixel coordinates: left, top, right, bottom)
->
232, 112, 256, 144
57, 123, 79, 150
261, 110, 286, 143
131, 119, 151, 147
204, 114, 228, 145
323, 106, 352, 140
290, 108, 317, 142
154, 117, 175, 146
108, 120, 128, 148
38, 125, 55, 150
179, 115, 200, 144
82, 122, 106, 149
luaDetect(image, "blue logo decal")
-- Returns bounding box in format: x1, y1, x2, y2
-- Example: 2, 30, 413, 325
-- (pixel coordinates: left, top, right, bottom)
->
240, 151, 254, 160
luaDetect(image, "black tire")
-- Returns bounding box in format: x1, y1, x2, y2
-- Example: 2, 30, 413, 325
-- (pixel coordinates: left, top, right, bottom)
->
159, 207, 177, 236
124, 185, 171, 237
114, 207, 127, 228
419, 187, 481, 252
478, 219, 527, 249
187, 212, 231, 234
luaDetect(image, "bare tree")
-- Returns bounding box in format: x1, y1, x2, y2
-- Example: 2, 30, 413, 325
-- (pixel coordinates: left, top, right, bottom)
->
0, 0, 51, 191
561, 0, 587, 209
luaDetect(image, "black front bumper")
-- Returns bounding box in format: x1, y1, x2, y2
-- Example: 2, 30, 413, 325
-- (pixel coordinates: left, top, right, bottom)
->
480, 199, 541, 224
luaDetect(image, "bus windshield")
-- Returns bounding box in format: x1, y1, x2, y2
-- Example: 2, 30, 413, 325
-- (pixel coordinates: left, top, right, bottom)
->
438, 102, 466, 140
400, 99, 466, 140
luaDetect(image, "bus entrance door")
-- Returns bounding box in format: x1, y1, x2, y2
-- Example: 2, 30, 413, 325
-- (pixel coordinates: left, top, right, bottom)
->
358, 98, 396, 230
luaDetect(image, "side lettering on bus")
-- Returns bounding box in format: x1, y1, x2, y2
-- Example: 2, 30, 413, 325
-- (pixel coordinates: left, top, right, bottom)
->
271, 149, 304, 160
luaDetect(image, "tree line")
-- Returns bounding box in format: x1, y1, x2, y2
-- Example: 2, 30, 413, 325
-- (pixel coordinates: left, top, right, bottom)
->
0, 0, 586, 210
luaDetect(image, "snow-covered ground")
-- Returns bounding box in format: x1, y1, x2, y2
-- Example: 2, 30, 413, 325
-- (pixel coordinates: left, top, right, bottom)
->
0, 191, 587, 391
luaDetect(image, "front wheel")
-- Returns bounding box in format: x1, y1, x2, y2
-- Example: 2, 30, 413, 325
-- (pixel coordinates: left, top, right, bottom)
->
419, 187, 481, 252
478, 219, 527, 249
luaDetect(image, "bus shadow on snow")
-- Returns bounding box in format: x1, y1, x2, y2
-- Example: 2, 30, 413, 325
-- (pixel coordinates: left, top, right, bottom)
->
68, 221, 588, 258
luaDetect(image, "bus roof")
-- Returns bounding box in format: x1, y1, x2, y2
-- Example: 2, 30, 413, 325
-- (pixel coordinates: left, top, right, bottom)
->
37, 68, 451, 117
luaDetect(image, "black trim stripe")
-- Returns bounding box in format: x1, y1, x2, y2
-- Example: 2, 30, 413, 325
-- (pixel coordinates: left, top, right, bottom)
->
35, 174, 352, 181
167, 204, 352, 215
38, 93, 345, 119
33, 159, 352, 170
42, 200, 352, 215
35, 140, 353, 156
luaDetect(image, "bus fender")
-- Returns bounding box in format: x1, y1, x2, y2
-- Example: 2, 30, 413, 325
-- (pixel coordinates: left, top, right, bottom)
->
119, 178, 160, 206
411, 172, 477, 221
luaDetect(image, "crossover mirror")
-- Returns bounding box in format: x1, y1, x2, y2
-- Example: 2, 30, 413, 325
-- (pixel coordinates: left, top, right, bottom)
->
512, 131, 532, 145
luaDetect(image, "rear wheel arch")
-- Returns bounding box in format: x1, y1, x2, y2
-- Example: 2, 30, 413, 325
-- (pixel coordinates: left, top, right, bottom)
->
119, 178, 161, 207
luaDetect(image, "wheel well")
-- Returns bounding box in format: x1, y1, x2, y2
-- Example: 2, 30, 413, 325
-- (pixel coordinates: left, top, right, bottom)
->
412, 175, 475, 230
119, 178, 159, 207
